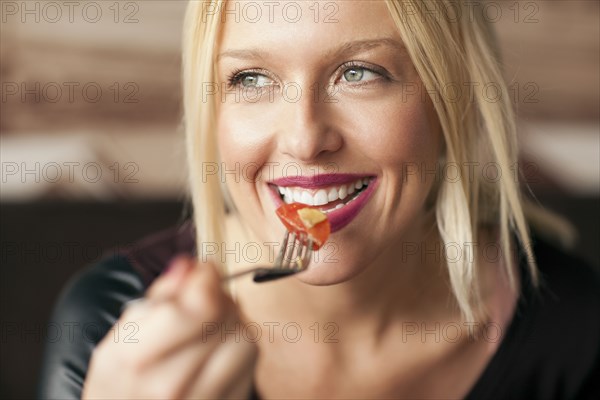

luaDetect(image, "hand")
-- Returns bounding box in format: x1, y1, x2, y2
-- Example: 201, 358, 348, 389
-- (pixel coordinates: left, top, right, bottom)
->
82, 256, 258, 399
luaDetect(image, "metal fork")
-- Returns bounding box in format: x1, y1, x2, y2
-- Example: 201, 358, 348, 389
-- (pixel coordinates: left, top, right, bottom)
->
222, 231, 313, 283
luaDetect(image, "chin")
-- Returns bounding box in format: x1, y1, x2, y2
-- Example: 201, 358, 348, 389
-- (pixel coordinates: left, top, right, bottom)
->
292, 260, 366, 286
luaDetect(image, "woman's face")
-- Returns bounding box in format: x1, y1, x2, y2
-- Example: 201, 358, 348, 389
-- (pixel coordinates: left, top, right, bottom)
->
215, 0, 442, 284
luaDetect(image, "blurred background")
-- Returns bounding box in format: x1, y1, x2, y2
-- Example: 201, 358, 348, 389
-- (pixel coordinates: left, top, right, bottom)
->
1, 1, 598, 398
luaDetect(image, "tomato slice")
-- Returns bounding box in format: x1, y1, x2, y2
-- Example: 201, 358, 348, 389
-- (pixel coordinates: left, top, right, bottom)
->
276, 203, 330, 250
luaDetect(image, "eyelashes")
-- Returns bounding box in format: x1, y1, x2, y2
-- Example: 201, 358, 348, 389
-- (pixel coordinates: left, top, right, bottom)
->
225, 61, 390, 90
226, 68, 273, 89
338, 62, 389, 84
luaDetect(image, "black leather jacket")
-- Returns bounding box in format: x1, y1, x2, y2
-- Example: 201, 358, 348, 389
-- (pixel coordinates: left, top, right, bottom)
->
37, 223, 197, 399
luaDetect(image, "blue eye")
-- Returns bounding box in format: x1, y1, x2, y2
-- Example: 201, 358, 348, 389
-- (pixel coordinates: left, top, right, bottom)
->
228, 71, 274, 88
342, 67, 379, 83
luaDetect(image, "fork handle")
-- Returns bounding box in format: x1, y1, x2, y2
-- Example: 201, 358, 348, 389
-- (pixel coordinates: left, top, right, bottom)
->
252, 268, 299, 283
221, 266, 271, 282
222, 267, 299, 283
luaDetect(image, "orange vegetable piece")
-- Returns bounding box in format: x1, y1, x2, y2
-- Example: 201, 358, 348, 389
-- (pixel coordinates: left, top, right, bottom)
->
276, 203, 330, 250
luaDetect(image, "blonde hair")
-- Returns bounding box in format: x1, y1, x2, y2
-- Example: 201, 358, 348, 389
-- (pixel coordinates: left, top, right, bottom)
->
182, 0, 226, 272
182, 0, 572, 322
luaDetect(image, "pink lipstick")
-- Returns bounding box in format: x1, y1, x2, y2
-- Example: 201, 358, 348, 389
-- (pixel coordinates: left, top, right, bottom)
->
267, 174, 378, 233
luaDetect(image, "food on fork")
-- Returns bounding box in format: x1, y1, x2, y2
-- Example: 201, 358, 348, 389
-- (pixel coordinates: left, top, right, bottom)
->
297, 208, 327, 228
276, 203, 330, 250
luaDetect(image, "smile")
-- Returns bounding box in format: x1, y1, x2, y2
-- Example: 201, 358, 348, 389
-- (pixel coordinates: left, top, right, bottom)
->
268, 174, 378, 233
274, 176, 373, 210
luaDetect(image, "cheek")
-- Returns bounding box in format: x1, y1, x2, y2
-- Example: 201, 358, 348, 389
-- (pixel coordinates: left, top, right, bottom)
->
338, 89, 442, 226
343, 92, 441, 170
217, 110, 272, 168
217, 108, 275, 221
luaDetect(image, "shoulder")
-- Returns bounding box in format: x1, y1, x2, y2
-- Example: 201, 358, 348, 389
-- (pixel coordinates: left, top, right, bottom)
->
37, 222, 195, 399
529, 236, 600, 321
37, 254, 144, 399
469, 235, 600, 399
508, 237, 600, 398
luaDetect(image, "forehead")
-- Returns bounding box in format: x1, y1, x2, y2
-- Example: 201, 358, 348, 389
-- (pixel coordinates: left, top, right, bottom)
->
217, 0, 399, 52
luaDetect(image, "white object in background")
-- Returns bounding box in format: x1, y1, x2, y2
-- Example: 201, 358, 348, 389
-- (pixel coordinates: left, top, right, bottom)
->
0, 130, 186, 201
520, 122, 600, 196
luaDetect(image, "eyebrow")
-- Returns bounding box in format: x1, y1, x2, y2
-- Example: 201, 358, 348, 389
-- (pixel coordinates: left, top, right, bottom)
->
216, 38, 406, 63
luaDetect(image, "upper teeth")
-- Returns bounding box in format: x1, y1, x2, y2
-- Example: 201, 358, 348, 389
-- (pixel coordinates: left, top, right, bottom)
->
277, 177, 371, 206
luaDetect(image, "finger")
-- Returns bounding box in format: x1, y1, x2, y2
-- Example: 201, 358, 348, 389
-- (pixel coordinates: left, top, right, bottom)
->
119, 256, 193, 322
125, 312, 251, 399
119, 265, 236, 364
102, 308, 246, 399
176, 260, 235, 322
145, 256, 194, 302
183, 329, 258, 399
106, 259, 237, 371
131, 330, 223, 399
94, 299, 222, 370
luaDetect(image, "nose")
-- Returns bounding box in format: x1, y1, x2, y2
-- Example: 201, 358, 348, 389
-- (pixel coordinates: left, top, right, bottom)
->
276, 86, 343, 162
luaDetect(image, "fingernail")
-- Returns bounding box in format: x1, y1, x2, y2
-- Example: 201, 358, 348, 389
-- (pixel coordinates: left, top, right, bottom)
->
163, 256, 190, 276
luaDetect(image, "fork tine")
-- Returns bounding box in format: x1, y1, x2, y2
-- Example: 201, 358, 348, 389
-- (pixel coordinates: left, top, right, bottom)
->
299, 237, 311, 269
297, 233, 307, 258
274, 230, 290, 267
293, 234, 305, 269
283, 233, 297, 269
293, 235, 303, 268
224, 230, 315, 283
286, 234, 310, 271
302, 238, 313, 267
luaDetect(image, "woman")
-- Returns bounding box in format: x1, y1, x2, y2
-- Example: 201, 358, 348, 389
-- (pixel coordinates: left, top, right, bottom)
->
39, 1, 599, 399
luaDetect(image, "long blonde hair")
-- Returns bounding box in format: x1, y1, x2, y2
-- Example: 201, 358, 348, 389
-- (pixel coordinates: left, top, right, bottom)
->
182, 0, 572, 322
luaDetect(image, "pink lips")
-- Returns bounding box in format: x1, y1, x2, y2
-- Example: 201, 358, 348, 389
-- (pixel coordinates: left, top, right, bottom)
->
267, 174, 378, 233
